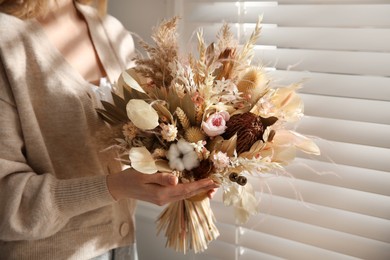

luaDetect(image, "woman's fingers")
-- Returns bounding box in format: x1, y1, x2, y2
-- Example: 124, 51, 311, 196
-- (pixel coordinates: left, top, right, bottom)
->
207, 188, 218, 199
108, 168, 219, 205
167, 179, 218, 202
142, 175, 217, 205
147, 172, 178, 186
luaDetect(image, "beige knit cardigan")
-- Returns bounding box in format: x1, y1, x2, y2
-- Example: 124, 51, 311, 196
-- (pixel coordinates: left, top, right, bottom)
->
0, 3, 136, 259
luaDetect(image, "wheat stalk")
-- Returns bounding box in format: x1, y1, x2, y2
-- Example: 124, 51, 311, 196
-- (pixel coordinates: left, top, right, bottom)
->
175, 107, 191, 130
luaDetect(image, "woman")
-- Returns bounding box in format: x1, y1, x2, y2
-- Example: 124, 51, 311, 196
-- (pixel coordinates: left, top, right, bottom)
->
0, 0, 218, 259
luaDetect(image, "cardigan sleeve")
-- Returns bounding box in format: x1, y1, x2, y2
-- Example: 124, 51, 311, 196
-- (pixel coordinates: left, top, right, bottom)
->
0, 62, 116, 241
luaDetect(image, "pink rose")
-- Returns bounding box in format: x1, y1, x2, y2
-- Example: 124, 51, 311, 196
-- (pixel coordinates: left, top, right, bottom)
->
201, 111, 230, 137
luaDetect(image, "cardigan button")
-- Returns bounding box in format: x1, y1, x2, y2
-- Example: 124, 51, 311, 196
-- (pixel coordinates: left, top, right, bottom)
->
119, 222, 130, 237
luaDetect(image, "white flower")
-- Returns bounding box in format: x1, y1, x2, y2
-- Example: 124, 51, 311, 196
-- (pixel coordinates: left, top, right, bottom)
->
161, 123, 178, 142
122, 122, 138, 141
223, 183, 259, 224
192, 140, 206, 153
258, 96, 275, 115
191, 140, 210, 160
234, 183, 259, 224
211, 151, 230, 171
167, 139, 199, 171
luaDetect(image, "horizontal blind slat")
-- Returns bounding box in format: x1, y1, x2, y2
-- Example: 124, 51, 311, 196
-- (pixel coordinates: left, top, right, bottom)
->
212, 194, 390, 244
239, 219, 390, 259
258, 27, 390, 52
300, 94, 390, 124
297, 116, 390, 148
186, 4, 390, 28
240, 243, 359, 260
289, 158, 390, 196
256, 48, 390, 76
300, 140, 390, 172
268, 70, 390, 102
199, 25, 390, 52
191, 0, 390, 4
247, 176, 390, 219
240, 247, 284, 260
274, 0, 390, 3
254, 194, 390, 243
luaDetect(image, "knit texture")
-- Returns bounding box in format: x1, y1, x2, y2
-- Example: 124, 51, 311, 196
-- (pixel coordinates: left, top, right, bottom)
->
0, 3, 136, 259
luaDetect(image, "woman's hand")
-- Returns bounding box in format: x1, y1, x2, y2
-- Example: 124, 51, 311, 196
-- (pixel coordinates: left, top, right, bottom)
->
207, 188, 218, 199
106, 168, 219, 206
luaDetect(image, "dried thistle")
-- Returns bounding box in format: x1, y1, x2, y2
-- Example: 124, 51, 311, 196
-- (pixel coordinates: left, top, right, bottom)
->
185, 127, 205, 143
237, 67, 269, 104
152, 148, 167, 159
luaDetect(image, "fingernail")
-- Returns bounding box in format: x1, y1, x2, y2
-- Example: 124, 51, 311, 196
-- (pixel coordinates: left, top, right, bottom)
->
169, 175, 177, 185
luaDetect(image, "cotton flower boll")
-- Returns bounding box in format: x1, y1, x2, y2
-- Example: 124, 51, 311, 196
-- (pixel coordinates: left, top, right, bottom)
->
182, 151, 200, 170
166, 144, 183, 170
201, 111, 230, 137
167, 139, 200, 171
177, 138, 194, 154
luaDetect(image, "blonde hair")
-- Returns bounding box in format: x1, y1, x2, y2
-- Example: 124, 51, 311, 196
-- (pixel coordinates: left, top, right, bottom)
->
0, 0, 107, 19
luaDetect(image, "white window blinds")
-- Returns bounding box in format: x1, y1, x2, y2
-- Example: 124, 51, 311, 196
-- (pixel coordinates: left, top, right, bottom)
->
134, 0, 390, 259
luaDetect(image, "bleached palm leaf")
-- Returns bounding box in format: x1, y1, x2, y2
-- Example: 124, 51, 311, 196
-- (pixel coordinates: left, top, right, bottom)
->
153, 102, 174, 124
96, 100, 128, 125
219, 134, 237, 157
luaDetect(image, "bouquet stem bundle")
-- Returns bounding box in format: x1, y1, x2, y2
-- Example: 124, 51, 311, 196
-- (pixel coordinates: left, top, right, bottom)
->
157, 197, 219, 254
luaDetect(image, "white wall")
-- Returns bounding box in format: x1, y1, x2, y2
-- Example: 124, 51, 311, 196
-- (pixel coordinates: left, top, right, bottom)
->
108, 0, 173, 49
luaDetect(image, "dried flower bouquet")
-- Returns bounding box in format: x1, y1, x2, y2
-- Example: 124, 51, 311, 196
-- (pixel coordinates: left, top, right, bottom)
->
97, 17, 320, 254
